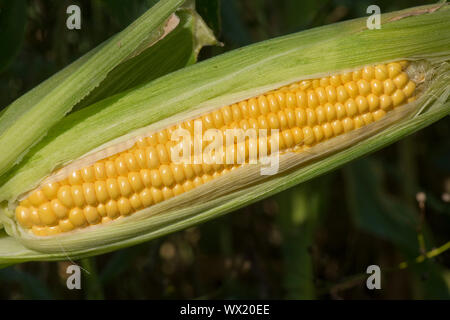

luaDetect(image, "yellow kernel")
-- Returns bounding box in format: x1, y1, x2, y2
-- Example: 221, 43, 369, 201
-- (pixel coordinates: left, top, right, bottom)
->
383, 79, 396, 95
331, 120, 343, 136
295, 90, 307, 108
117, 198, 132, 216
81, 166, 95, 182
97, 204, 107, 217
57, 186, 74, 208
139, 189, 153, 207
151, 187, 164, 204
84, 206, 101, 224
387, 62, 402, 78
336, 86, 349, 103
129, 193, 143, 210
306, 108, 317, 126
183, 180, 195, 192
344, 81, 359, 98
357, 79, 371, 96
393, 72, 409, 89
30, 208, 41, 226
367, 94, 380, 111
373, 109, 387, 121
322, 123, 333, 139
342, 118, 354, 132
313, 125, 324, 142
315, 106, 326, 124
325, 85, 337, 103
302, 127, 315, 145
392, 89, 406, 107
93, 162, 107, 180
106, 178, 121, 200
94, 181, 109, 203
117, 176, 133, 197
29, 190, 47, 207
352, 69, 362, 81
340, 72, 352, 83
379, 95, 393, 111
15, 206, 32, 228
344, 99, 358, 117
145, 146, 160, 169
324, 103, 336, 121
307, 90, 319, 108
403, 81, 416, 98
362, 113, 374, 125
162, 187, 175, 200
105, 160, 118, 178
71, 185, 85, 207
370, 80, 383, 95
114, 157, 128, 176
355, 96, 369, 113
329, 75, 341, 86
375, 64, 388, 80
319, 77, 330, 87
128, 172, 144, 192
294, 108, 307, 126
42, 182, 60, 200
173, 184, 185, 196
68, 170, 83, 185
82, 183, 98, 206
354, 116, 364, 129
267, 94, 280, 112
69, 207, 87, 227
335, 103, 346, 120
32, 226, 47, 236
291, 127, 304, 145
46, 226, 61, 236
105, 200, 120, 219
124, 153, 140, 171
362, 66, 375, 81
59, 219, 75, 232
50, 199, 68, 219
277, 110, 288, 129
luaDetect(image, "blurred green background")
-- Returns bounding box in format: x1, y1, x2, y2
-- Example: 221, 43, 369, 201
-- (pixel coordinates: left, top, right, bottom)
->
0, 0, 449, 299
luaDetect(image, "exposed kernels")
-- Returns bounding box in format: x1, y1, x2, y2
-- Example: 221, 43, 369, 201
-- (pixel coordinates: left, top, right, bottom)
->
57, 186, 74, 207
315, 87, 327, 105
221, 106, 233, 124
312, 79, 320, 88
336, 86, 349, 103
46, 226, 61, 236
102, 217, 112, 224
319, 77, 329, 87
69, 207, 87, 227
29, 190, 47, 207
93, 162, 107, 180
249, 118, 259, 130
59, 219, 75, 232
379, 95, 393, 111
42, 182, 60, 200
383, 79, 396, 95
105, 200, 120, 219
212, 109, 225, 128
325, 85, 337, 103
82, 183, 98, 206
231, 104, 242, 121
340, 72, 352, 83
344, 81, 359, 98
84, 206, 101, 224
192, 164, 203, 176
357, 79, 371, 96
159, 165, 175, 187
105, 160, 118, 178
313, 125, 324, 142
355, 96, 369, 113
162, 187, 175, 200
182, 164, 195, 180
324, 103, 336, 121
267, 95, 279, 112
140, 169, 152, 187
267, 113, 279, 129
387, 62, 402, 78
370, 80, 383, 95
106, 178, 121, 200
239, 101, 249, 117
147, 133, 158, 145
150, 169, 163, 188
373, 109, 387, 121
276, 92, 286, 109
403, 81, 416, 98
130, 193, 143, 210
128, 172, 144, 192
139, 188, 153, 207
342, 118, 354, 132
286, 92, 296, 109
299, 80, 311, 90
307, 90, 319, 108
136, 137, 147, 148
282, 130, 295, 148
68, 170, 83, 185
306, 108, 317, 127
393, 72, 409, 89
202, 174, 214, 184
291, 127, 304, 145
344, 99, 358, 117
30, 208, 41, 226
352, 69, 362, 81
118, 198, 132, 216
322, 123, 334, 139
71, 185, 85, 207
335, 103, 346, 120
81, 166, 95, 182
124, 153, 140, 171
15, 206, 32, 228
362, 66, 375, 81
182, 120, 195, 135
97, 204, 107, 217
172, 184, 185, 196
248, 98, 260, 117
277, 110, 289, 130
257, 115, 269, 130
392, 89, 406, 107
294, 108, 307, 126
285, 108, 296, 128
302, 127, 315, 145
367, 94, 380, 111
257, 96, 270, 115
114, 157, 128, 176
156, 144, 170, 164
354, 116, 364, 129
182, 180, 195, 192
331, 120, 343, 136
361, 113, 374, 125
202, 114, 215, 130
315, 106, 326, 124
295, 91, 307, 108
330, 75, 341, 86
32, 226, 46, 236
375, 64, 388, 80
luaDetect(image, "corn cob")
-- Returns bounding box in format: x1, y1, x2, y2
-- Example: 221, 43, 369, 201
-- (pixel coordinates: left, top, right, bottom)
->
0, 4, 449, 263
14, 62, 418, 237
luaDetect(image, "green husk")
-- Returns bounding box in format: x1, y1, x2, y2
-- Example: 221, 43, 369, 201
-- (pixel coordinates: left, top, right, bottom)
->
0, 4, 449, 265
